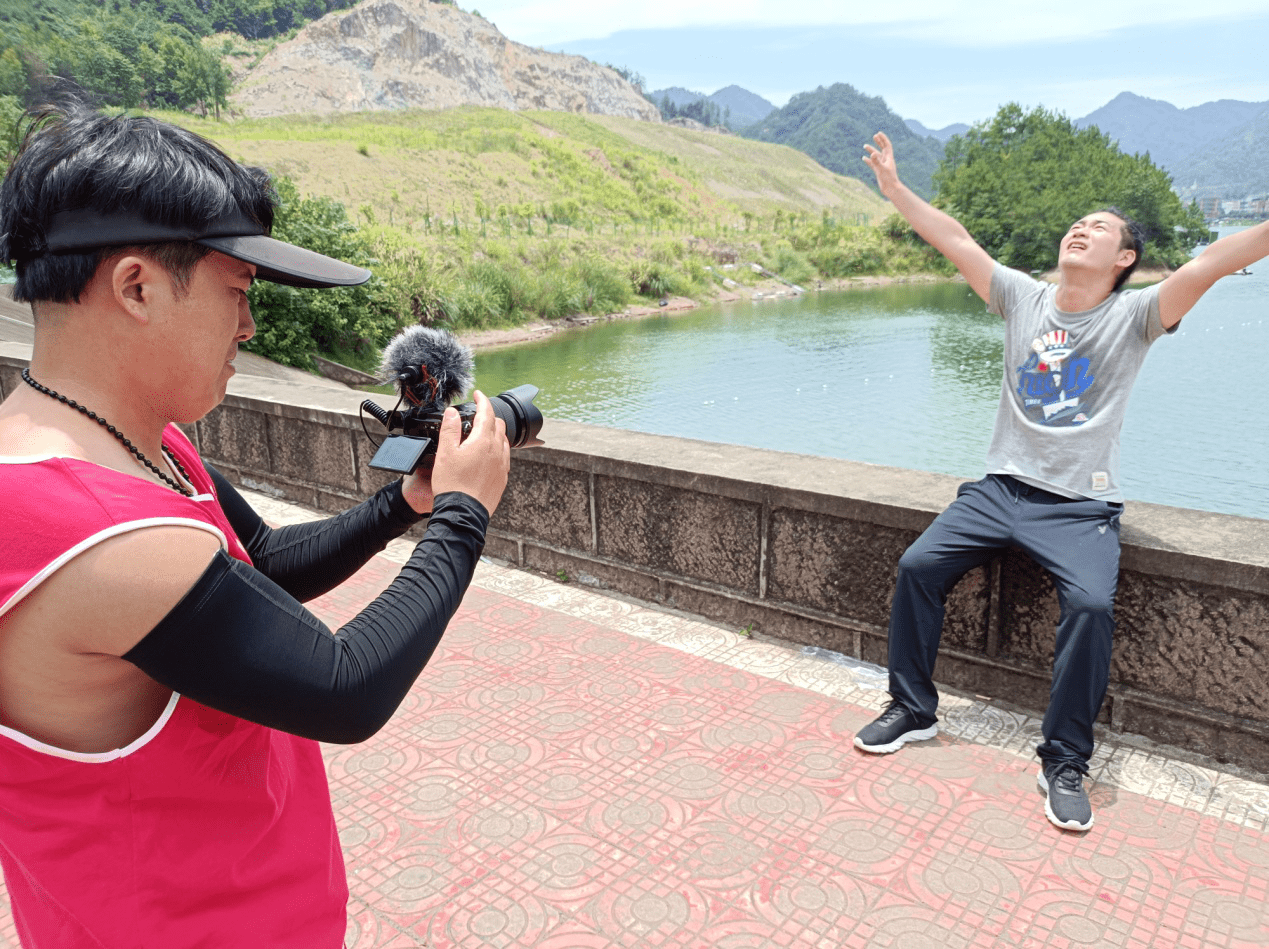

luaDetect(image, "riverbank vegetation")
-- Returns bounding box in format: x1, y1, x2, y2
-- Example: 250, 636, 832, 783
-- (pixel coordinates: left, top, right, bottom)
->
148, 107, 946, 369
247, 175, 940, 370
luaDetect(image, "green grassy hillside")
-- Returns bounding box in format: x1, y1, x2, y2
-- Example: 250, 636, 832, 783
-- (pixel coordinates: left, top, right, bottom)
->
173, 106, 889, 229
148, 107, 949, 370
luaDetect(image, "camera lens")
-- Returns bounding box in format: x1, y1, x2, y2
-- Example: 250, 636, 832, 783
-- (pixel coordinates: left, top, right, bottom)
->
489, 384, 543, 448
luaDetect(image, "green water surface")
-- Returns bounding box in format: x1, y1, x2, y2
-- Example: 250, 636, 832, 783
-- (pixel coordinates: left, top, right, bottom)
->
475, 243, 1269, 520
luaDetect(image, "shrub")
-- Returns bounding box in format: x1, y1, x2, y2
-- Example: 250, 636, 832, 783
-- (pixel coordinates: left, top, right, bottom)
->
245, 177, 398, 368
628, 259, 687, 298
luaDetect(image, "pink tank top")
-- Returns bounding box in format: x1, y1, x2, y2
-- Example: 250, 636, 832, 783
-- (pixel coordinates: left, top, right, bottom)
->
0, 426, 347, 948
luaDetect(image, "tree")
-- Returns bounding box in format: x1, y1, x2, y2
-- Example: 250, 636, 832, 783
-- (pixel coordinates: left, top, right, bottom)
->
934, 103, 1208, 273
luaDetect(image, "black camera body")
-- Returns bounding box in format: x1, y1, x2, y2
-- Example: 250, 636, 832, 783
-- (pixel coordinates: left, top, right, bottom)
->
363, 384, 542, 475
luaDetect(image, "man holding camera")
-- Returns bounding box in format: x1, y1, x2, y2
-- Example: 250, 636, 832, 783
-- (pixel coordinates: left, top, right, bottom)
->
853, 130, 1269, 832
0, 104, 510, 945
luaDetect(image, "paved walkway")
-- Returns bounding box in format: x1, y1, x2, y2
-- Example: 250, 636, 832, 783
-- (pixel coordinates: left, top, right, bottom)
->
4, 488, 1269, 948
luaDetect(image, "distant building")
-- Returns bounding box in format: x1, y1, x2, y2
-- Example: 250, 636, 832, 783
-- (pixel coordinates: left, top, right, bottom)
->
1199, 196, 1222, 220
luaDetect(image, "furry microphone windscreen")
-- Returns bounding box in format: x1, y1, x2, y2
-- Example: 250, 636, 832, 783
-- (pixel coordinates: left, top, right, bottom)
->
379, 326, 475, 413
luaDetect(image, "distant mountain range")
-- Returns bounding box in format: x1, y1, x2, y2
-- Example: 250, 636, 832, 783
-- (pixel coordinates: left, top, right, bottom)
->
898, 92, 1269, 199
1074, 92, 1269, 200
904, 119, 970, 142
647, 85, 776, 129
742, 83, 944, 199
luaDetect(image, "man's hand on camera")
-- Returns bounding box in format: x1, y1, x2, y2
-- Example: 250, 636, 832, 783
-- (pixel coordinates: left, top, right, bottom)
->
431, 390, 510, 516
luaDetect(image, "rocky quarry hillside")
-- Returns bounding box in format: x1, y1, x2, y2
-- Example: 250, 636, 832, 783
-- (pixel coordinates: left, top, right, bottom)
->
231, 0, 660, 121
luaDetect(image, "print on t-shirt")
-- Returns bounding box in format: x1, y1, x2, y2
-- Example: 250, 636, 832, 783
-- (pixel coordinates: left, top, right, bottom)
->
1016, 328, 1095, 425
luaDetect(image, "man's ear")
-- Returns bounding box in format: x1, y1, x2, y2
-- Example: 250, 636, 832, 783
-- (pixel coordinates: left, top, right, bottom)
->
1111, 246, 1137, 282
110, 254, 160, 325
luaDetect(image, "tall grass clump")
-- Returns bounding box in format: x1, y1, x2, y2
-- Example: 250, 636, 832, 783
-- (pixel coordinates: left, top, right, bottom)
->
570, 256, 630, 313
765, 243, 815, 286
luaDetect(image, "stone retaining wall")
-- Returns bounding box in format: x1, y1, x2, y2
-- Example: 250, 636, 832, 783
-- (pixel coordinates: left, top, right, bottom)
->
4, 345, 1268, 772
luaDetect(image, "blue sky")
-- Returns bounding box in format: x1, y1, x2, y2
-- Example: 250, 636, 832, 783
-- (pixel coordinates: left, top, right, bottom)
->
472, 2, 1269, 128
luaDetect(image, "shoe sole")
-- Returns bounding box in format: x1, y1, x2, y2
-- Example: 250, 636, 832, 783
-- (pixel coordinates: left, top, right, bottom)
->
853, 724, 938, 754
1037, 770, 1094, 831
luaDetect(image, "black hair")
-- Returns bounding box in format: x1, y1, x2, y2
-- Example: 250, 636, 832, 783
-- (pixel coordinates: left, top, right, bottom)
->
0, 100, 277, 304
1091, 206, 1145, 292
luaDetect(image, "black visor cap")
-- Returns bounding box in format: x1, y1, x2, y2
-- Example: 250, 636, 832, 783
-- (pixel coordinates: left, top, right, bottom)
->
43, 208, 372, 289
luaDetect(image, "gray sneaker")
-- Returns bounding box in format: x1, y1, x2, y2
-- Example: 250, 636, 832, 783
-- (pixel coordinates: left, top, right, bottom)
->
854, 701, 938, 754
1037, 763, 1094, 831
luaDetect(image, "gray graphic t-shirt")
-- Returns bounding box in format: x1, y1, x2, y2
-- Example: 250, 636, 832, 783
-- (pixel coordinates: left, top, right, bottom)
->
983, 264, 1172, 502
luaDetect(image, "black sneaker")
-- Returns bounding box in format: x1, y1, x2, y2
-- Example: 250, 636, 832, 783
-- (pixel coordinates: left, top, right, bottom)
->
1037, 763, 1094, 831
853, 702, 938, 754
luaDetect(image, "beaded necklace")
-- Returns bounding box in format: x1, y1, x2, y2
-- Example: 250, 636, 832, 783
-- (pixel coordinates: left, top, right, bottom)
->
20, 368, 195, 497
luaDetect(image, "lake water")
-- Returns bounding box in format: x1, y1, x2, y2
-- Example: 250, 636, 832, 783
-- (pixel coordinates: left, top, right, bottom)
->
474, 228, 1269, 521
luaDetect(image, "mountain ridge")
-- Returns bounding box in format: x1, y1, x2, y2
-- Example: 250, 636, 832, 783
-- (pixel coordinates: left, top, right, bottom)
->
904, 119, 970, 142
647, 84, 776, 129
743, 83, 943, 199
1074, 91, 1269, 185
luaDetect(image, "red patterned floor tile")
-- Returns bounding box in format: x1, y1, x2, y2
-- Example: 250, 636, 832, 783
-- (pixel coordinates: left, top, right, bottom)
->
5, 551, 1269, 949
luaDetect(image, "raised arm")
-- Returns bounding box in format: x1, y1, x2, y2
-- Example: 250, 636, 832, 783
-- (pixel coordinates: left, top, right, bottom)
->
1158, 220, 1269, 329
863, 131, 996, 302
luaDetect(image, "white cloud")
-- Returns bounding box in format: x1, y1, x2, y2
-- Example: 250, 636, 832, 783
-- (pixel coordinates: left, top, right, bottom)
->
478, 0, 1269, 46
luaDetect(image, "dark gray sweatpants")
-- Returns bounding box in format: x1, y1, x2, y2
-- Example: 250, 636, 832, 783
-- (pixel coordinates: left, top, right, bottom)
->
886, 474, 1123, 772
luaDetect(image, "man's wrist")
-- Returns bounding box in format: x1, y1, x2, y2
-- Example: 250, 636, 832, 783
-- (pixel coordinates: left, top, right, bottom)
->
388, 478, 430, 523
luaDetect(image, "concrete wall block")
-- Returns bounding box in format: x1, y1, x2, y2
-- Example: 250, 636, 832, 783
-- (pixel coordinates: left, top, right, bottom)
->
519, 544, 665, 604
596, 475, 761, 593
929, 652, 1076, 721
660, 581, 761, 634
314, 487, 361, 515
237, 475, 316, 510
996, 550, 1062, 666
493, 459, 591, 551
198, 404, 272, 472
765, 508, 989, 652
766, 509, 906, 625
1113, 693, 1269, 773
1113, 573, 1269, 722
664, 584, 862, 657
861, 630, 888, 667
483, 534, 521, 565
267, 415, 359, 492
942, 569, 993, 654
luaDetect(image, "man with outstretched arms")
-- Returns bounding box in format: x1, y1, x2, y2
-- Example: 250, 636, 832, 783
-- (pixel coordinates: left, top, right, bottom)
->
0, 104, 512, 946
852, 131, 1269, 831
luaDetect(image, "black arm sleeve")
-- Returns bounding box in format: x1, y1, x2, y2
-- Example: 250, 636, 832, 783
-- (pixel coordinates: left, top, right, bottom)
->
122, 492, 488, 744
207, 464, 426, 602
